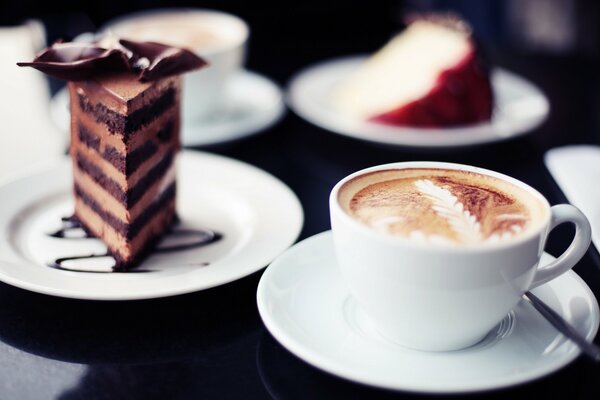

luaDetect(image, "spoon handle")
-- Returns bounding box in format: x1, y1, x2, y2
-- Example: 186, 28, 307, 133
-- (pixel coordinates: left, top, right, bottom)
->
523, 291, 600, 362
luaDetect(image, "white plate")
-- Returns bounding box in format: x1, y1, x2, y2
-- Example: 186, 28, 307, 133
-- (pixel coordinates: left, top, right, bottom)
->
0, 150, 303, 300
286, 56, 550, 148
49, 70, 286, 147
257, 231, 599, 394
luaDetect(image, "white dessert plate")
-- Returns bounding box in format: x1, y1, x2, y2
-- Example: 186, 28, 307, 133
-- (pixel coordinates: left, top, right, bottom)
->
257, 231, 600, 394
0, 150, 303, 300
49, 70, 286, 147
286, 56, 549, 148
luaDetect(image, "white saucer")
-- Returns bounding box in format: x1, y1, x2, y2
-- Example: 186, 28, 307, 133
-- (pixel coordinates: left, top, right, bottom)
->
286, 56, 549, 148
0, 150, 303, 300
49, 70, 286, 147
257, 231, 599, 393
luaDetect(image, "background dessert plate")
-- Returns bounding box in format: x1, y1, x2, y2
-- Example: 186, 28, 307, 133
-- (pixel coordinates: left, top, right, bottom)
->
0, 150, 303, 300
50, 70, 285, 147
286, 56, 549, 148
257, 231, 599, 393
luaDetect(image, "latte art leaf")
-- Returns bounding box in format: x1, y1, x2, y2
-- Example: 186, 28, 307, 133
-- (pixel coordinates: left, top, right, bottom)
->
414, 179, 483, 244
344, 168, 539, 246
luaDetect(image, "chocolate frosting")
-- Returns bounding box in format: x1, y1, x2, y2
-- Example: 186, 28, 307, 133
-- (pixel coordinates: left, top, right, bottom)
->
17, 38, 207, 81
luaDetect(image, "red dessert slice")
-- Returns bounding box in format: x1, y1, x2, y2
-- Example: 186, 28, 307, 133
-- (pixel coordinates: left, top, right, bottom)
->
333, 17, 493, 127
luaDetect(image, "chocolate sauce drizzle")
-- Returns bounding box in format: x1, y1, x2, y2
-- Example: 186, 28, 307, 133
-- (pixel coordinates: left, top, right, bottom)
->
47, 216, 93, 239
48, 253, 141, 274
154, 229, 222, 253
46, 216, 221, 273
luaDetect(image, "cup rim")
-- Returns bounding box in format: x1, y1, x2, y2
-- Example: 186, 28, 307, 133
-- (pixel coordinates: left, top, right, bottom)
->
330, 161, 551, 253
100, 7, 249, 56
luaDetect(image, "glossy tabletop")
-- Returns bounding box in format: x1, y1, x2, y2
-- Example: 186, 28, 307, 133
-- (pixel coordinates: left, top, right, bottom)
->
1, 2, 600, 399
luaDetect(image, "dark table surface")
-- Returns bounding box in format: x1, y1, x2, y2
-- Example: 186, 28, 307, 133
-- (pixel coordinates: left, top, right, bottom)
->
2, 3, 600, 399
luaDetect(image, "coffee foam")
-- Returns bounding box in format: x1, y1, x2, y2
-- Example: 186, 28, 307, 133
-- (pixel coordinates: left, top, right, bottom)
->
339, 168, 548, 246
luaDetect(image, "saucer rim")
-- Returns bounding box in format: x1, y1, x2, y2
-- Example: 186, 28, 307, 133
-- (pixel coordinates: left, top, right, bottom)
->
257, 231, 600, 393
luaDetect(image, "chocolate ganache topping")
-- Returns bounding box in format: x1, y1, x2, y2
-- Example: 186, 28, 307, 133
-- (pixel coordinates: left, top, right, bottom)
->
17, 37, 207, 81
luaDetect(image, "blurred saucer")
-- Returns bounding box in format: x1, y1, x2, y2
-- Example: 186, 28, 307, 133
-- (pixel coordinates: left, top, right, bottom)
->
50, 70, 285, 147
257, 231, 599, 393
286, 56, 549, 148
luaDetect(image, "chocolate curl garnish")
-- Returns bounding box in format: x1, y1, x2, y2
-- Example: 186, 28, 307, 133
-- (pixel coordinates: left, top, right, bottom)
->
119, 40, 207, 82
17, 38, 207, 81
17, 42, 130, 81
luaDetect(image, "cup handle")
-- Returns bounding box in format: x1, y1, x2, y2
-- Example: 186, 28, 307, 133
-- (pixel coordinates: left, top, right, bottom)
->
530, 204, 592, 289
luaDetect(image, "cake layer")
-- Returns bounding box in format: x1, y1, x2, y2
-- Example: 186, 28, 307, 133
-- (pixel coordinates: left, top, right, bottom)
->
73, 154, 176, 221
75, 189, 176, 264
76, 86, 177, 136
73, 97, 179, 154
71, 75, 178, 115
156, 119, 175, 143
75, 114, 178, 178
74, 137, 176, 193
72, 164, 176, 225
73, 107, 179, 188
77, 122, 158, 176
74, 180, 176, 241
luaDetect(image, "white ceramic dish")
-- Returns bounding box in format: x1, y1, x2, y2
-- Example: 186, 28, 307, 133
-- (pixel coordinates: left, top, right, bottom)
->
257, 231, 599, 393
0, 150, 303, 300
287, 56, 549, 148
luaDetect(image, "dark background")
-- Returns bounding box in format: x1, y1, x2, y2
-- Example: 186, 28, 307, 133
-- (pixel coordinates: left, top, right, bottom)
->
4, 0, 600, 83
1, 0, 600, 399
5, 0, 600, 145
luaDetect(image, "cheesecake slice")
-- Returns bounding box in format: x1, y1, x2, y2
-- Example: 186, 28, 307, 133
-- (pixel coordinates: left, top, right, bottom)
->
333, 16, 493, 127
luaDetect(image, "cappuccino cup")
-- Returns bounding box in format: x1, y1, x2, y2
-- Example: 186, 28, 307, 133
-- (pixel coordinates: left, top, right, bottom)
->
330, 162, 591, 351
102, 8, 249, 122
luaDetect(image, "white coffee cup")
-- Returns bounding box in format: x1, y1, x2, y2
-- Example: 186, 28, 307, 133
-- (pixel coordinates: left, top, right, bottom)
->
329, 162, 592, 351
102, 8, 249, 122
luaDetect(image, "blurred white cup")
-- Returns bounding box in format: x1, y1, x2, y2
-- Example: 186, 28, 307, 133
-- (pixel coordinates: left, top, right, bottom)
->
1, 20, 67, 180
102, 9, 249, 122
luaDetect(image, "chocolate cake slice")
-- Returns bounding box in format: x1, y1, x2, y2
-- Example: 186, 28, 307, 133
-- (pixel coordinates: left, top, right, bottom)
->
69, 73, 180, 267
19, 39, 206, 269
